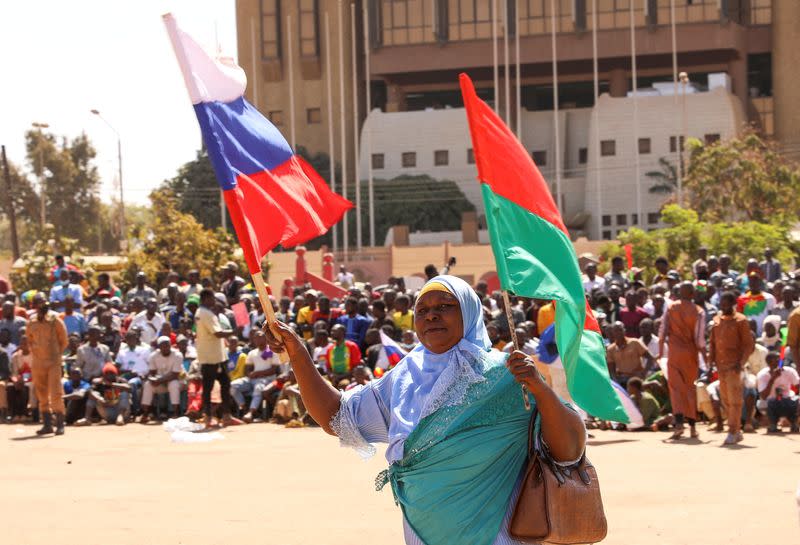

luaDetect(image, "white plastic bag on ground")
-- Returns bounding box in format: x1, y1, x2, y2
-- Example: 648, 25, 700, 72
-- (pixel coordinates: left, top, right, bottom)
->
170, 430, 225, 443
163, 416, 204, 433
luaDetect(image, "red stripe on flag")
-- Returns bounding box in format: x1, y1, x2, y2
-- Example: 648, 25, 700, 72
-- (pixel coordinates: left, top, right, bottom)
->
224, 156, 353, 273
459, 73, 566, 234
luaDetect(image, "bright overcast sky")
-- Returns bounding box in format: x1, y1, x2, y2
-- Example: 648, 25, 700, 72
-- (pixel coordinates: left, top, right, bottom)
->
0, 0, 237, 205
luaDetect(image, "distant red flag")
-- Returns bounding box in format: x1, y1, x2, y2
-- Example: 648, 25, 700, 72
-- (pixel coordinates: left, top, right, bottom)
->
624, 244, 634, 270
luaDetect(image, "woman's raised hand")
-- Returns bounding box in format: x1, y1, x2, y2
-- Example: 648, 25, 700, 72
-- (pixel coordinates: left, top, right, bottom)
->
262, 320, 304, 356
506, 350, 546, 392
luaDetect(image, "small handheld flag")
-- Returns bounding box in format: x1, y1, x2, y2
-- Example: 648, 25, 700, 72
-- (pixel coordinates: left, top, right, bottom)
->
376, 330, 407, 371
459, 73, 627, 422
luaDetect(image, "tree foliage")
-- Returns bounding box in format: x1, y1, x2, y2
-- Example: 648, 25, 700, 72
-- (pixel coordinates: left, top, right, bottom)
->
600, 204, 795, 279
9, 225, 92, 293
159, 149, 221, 230
119, 190, 247, 287
25, 130, 104, 246
683, 130, 800, 225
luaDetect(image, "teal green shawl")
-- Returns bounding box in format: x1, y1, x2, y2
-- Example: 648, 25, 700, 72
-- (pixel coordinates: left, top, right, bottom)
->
377, 354, 536, 545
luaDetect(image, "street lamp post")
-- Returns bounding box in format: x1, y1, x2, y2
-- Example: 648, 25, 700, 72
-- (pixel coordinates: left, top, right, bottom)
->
678, 71, 689, 205
31, 121, 49, 227
90, 109, 126, 248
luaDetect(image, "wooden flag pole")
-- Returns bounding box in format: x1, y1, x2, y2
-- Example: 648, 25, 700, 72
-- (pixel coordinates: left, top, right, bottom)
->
502, 290, 531, 411
251, 272, 289, 364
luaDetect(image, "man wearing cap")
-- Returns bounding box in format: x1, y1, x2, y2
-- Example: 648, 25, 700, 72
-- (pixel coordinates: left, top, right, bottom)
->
139, 337, 183, 423
75, 326, 111, 382
195, 288, 236, 427
659, 281, 706, 440
27, 301, 69, 435
296, 290, 319, 340
221, 262, 245, 304
126, 272, 157, 304
582, 262, 605, 296
81, 364, 131, 426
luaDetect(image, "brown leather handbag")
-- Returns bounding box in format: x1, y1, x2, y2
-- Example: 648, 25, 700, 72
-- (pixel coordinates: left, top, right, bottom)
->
509, 411, 608, 544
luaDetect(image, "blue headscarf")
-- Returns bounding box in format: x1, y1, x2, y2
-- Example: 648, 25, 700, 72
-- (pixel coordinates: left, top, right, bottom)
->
385, 275, 493, 462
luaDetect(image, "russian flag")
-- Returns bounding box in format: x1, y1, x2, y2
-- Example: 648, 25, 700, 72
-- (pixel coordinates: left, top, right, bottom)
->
163, 14, 352, 273
376, 330, 407, 371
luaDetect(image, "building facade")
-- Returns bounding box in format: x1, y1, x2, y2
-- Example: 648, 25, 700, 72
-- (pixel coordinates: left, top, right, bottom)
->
236, 0, 794, 241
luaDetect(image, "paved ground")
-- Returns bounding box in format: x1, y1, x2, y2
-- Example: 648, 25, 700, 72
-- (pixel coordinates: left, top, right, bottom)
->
2, 422, 798, 545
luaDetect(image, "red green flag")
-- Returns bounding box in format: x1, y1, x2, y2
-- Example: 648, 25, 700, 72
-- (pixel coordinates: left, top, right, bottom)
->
459, 74, 628, 422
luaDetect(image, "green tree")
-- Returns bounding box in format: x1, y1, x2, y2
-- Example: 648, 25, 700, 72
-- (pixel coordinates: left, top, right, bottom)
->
160, 149, 221, 230
9, 225, 91, 293
119, 189, 247, 287
600, 204, 795, 280
684, 130, 800, 225
25, 130, 103, 247
646, 157, 679, 195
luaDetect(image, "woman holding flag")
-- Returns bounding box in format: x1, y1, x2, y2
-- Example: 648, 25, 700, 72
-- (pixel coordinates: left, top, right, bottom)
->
263, 275, 585, 545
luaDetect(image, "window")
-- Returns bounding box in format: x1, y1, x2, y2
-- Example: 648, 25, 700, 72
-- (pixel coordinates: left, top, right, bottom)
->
616, 214, 627, 226
448, 0, 493, 41
260, 0, 282, 60
669, 135, 685, 153
647, 212, 660, 224
532, 150, 547, 166
467, 148, 475, 164
704, 133, 720, 145
306, 107, 321, 124
590, 0, 646, 31
299, 0, 320, 57
518, 0, 574, 36
372, 153, 385, 169
602, 230, 612, 240
434, 150, 449, 166
381, 0, 437, 45
269, 110, 284, 126
601, 214, 611, 227
578, 147, 588, 164
638, 137, 651, 155
402, 152, 417, 167
600, 140, 616, 156
631, 213, 638, 225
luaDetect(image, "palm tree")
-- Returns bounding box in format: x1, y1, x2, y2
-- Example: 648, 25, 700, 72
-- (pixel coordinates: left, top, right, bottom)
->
646, 157, 678, 195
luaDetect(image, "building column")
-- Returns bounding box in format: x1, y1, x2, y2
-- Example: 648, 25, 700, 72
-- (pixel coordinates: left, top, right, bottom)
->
773, 0, 800, 153
608, 68, 628, 97
728, 54, 748, 109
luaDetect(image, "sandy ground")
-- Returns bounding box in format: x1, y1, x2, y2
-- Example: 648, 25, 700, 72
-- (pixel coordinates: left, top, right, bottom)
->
2, 422, 798, 545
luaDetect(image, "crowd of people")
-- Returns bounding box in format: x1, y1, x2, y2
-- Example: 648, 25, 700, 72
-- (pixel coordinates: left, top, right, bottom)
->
0, 248, 798, 445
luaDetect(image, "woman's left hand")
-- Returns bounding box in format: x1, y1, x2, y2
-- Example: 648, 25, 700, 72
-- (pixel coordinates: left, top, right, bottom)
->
506, 350, 545, 392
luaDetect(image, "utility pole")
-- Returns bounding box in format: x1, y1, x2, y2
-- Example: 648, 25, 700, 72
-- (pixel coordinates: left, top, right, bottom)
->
1, 145, 20, 260
31, 122, 49, 227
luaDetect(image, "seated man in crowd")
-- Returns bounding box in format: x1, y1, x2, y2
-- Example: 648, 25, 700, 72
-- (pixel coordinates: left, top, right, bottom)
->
140, 337, 183, 423
62, 368, 90, 425
78, 363, 131, 426
757, 351, 800, 433
75, 326, 111, 382
231, 330, 281, 423
115, 329, 151, 416
626, 377, 661, 430
8, 335, 34, 422
324, 324, 362, 388
605, 322, 655, 387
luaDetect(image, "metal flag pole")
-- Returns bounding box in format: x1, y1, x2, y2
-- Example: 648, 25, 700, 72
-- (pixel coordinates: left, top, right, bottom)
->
550, 0, 562, 213
338, 0, 349, 261
492, 0, 499, 113
630, 0, 641, 228
325, 12, 338, 253
363, 2, 375, 248
286, 14, 296, 149
592, 0, 603, 239
503, 0, 511, 125
515, 0, 521, 137
351, 2, 362, 252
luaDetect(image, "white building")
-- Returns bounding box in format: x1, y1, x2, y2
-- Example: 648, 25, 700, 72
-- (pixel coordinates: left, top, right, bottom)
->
358, 76, 744, 240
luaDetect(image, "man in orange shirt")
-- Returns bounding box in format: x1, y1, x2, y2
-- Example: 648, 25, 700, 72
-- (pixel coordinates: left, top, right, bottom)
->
27, 301, 68, 435
707, 292, 755, 445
